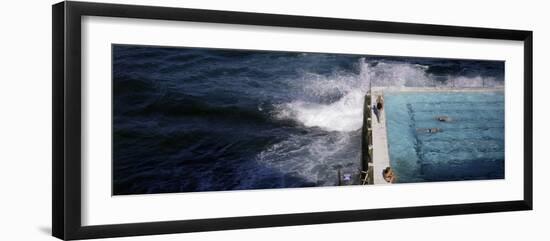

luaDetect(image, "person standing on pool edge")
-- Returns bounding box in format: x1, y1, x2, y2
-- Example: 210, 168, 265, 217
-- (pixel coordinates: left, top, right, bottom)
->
373, 103, 380, 123
376, 95, 384, 110
372, 95, 384, 123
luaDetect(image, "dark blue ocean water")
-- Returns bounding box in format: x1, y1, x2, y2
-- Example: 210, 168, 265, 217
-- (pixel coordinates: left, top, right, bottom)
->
112, 45, 504, 195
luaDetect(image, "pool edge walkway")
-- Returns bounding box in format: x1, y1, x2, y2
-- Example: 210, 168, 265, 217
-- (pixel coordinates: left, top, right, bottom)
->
371, 90, 391, 185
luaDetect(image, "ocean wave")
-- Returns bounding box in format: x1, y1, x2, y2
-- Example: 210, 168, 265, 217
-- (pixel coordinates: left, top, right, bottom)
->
271, 58, 503, 132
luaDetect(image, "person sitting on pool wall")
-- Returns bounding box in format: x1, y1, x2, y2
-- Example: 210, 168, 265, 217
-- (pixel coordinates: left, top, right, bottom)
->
382, 167, 396, 183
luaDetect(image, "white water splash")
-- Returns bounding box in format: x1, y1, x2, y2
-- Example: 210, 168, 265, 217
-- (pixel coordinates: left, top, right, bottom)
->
273, 59, 502, 132
273, 58, 370, 132
275, 91, 365, 132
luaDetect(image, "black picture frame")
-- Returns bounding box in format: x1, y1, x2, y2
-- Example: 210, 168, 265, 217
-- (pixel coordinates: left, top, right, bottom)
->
52, 1, 533, 240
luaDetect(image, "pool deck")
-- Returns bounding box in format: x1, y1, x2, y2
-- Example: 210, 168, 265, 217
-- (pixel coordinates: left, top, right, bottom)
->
368, 86, 504, 185
370, 90, 391, 185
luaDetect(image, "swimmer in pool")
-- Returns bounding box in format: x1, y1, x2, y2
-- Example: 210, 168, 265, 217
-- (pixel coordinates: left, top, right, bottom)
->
436, 115, 452, 122
416, 128, 442, 133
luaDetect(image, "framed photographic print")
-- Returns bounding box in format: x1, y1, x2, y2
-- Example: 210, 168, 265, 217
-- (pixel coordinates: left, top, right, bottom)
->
52, 1, 533, 240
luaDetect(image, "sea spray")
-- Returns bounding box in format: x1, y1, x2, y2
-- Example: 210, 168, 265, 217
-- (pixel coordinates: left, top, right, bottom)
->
273, 58, 370, 132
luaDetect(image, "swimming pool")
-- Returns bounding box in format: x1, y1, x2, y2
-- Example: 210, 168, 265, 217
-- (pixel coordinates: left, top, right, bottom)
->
384, 91, 505, 183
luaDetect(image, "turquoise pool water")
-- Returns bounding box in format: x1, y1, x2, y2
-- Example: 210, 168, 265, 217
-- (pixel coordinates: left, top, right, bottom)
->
385, 91, 505, 183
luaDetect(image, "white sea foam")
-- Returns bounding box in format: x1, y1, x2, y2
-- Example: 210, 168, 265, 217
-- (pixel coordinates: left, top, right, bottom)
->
273, 59, 370, 132
368, 61, 432, 87
275, 91, 365, 132
450, 76, 501, 87
253, 131, 360, 185
273, 59, 502, 132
